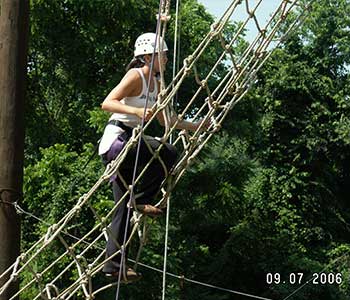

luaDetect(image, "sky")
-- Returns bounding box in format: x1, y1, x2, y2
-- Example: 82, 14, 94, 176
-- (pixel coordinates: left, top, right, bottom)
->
197, 0, 281, 42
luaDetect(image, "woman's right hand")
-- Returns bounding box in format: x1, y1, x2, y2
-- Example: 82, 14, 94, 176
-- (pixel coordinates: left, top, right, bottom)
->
134, 107, 153, 121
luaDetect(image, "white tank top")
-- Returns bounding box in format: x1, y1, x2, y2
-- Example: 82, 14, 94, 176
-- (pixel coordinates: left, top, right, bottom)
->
98, 68, 158, 155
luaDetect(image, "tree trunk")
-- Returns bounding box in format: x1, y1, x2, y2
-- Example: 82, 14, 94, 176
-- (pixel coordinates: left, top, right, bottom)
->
0, 1, 29, 299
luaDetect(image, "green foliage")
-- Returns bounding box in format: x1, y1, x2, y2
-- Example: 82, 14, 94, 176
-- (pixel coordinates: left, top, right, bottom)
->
22, 143, 109, 246
26, 0, 159, 158
167, 0, 245, 116
21, 0, 350, 299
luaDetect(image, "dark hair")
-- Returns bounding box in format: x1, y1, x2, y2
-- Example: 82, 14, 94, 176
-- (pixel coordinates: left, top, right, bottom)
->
126, 56, 146, 71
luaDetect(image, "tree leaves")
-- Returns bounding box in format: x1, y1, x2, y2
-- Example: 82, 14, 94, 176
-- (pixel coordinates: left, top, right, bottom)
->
22, 0, 350, 299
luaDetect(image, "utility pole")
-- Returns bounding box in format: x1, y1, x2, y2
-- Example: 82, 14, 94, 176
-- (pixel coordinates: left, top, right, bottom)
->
0, 1, 29, 299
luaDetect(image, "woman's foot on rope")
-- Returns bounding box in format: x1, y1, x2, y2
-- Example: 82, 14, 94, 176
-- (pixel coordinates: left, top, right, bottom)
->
136, 204, 163, 217
105, 267, 142, 283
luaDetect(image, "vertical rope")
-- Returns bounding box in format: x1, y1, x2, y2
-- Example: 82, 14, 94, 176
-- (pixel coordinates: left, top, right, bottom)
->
0, 1, 316, 299
162, 2, 181, 298
162, 1, 181, 297
161, 196, 171, 300
114, 1, 165, 299
170, 0, 181, 144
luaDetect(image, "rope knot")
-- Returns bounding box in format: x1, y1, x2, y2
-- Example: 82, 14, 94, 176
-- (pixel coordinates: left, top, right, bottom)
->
210, 22, 221, 36
10, 272, 19, 281
13, 202, 23, 214
157, 13, 171, 22
184, 55, 194, 73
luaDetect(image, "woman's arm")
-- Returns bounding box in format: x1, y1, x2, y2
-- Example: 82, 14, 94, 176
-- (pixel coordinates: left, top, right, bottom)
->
154, 81, 208, 132
101, 70, 153, 121
156, 110, 208, 132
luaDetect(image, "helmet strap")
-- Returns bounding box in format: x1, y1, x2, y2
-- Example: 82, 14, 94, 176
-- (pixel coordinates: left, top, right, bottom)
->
137, 55, 146, 64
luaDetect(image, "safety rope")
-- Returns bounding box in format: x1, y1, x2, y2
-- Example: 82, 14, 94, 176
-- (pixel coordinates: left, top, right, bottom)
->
4, 199, 347, 300
114, 1, 170, 298
161, 1, 181, 298
0, 1, 316, 299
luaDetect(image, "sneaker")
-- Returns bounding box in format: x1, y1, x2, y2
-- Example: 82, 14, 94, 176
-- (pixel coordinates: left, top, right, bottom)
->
136, 204, 163, 217
105, 267, 142, 283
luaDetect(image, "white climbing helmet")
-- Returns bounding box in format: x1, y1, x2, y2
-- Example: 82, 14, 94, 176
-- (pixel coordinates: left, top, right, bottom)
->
134, 32, 168, 57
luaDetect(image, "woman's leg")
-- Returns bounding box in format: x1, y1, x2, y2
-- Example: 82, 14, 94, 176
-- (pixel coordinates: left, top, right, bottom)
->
102, 133, 135, 275
103, 135, 177, 275
134, 137, 177, 204
103, 180, 129, 273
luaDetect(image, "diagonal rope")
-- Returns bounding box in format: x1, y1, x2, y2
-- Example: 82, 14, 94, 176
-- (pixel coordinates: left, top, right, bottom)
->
281, 253, 348, 300
115, 1, 169, 298
5, 199, 349, 300
0, 1, 316, 299
132, 260, 275, 300
6, 200, 275, 300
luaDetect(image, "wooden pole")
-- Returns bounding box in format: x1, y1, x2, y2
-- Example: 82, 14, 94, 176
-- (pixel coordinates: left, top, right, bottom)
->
0, 0, 29, 299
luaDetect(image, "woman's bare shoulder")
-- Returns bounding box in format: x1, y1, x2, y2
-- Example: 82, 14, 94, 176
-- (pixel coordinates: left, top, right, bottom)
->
123, 68, 142, 82
118, 68, 142, 96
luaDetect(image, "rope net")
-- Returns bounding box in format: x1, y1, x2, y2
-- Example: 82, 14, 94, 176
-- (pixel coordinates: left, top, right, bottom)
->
0, 0, 314, 299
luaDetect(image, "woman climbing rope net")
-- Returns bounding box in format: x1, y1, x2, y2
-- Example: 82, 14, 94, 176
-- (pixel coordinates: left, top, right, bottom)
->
98, 32, 207, 282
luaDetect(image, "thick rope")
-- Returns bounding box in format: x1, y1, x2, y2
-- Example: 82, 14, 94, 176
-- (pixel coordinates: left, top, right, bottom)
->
6, 197, 345, 300
0, 1, 316, 299
115, 1, 169, 298
162, 1, 181, 298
